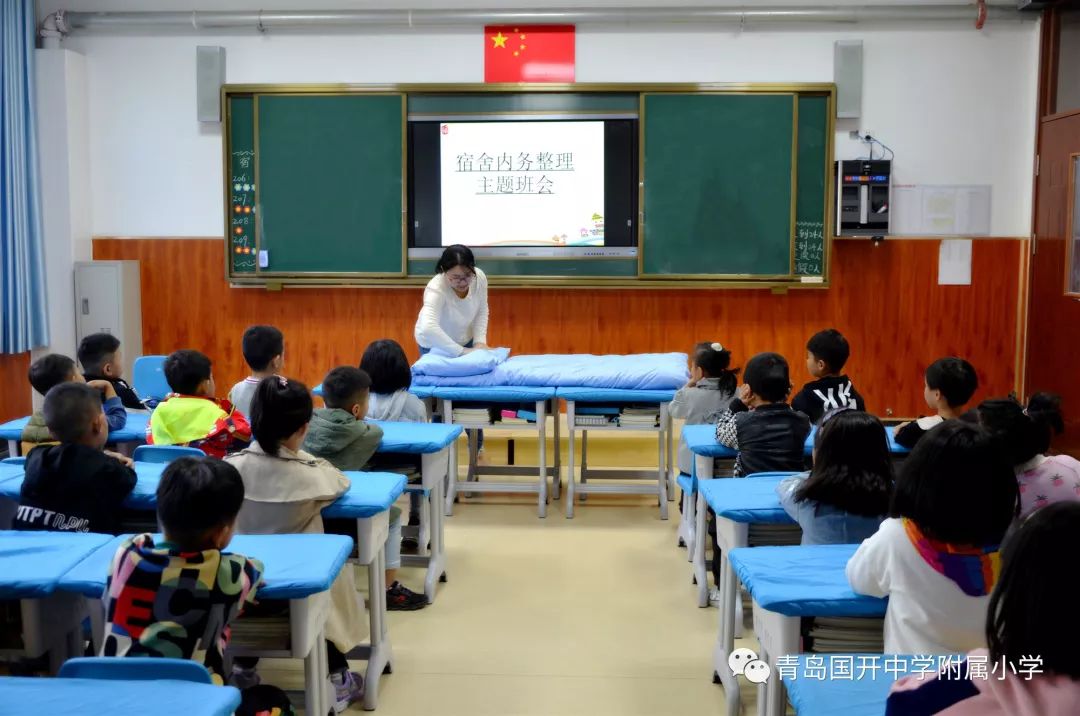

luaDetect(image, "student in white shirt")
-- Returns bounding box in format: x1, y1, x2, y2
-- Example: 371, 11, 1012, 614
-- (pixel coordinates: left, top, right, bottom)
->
846, 421, 1019, 654
414, 245, 490, 357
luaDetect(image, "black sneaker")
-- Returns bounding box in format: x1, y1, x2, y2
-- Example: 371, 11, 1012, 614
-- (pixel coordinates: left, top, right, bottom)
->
386, 581, 428, 611
401, 535, 419, 552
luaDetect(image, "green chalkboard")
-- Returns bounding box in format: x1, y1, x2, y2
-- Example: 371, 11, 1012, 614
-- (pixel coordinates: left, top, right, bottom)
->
641, 93, 796, 277
227, 96, 257, 274
255, 94, 404, 275
794, 94, 829, 278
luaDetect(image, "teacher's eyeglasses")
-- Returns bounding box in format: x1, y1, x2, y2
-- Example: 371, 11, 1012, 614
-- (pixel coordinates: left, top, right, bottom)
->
445, 271, 475, 286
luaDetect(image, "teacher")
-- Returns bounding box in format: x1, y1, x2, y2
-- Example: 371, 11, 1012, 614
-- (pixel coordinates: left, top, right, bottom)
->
414, 244, 490, 357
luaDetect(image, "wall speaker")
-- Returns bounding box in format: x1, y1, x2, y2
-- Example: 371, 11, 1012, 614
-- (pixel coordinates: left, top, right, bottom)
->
196, 46, 226, 123
834, 40, 863, 120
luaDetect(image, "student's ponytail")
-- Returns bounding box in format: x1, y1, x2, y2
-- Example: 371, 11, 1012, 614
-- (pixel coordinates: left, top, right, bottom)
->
694, 342, 741, 395
249, 376, 313, 455
1026, 392, 1064, 455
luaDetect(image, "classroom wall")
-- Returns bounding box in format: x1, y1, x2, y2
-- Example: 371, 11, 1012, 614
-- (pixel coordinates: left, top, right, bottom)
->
94, 237, 1024, 419
45, 11, 1039, 237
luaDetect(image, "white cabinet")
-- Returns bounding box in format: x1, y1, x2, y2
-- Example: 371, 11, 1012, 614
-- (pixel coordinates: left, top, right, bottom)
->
73, 261, 143, 378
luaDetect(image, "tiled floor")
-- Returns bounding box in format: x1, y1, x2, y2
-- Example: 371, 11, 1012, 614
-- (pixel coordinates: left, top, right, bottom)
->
264, 430, 764, 714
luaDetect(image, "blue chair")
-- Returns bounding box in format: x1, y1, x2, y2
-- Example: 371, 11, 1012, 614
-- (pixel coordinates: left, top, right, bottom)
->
1, 457, 26, 465
58, 656, 213, 684
133, 445, 205, 464
132, 355, 171, 406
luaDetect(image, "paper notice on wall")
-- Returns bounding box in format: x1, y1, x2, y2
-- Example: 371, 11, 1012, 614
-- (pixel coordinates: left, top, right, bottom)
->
938, 239, 972, 285
891, 185, 992, 236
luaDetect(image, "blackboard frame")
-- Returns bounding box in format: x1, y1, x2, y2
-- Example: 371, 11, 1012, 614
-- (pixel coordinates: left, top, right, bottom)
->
222, 83, 835, 289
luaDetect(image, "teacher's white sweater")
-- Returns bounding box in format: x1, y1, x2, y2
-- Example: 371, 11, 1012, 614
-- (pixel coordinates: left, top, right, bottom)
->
414, 268, 489, 356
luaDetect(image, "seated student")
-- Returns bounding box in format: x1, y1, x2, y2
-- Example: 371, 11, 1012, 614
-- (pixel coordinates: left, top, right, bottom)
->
361, 339, 427, 423
776, 408, 892, 545
846, 421, 1019, 654
21, 354, 127, 453
714, 352, 812, 477
894, 357, 978, 449
78, 332, 143, 410
670, 342, 738, 476
14, 383, 136, 534
886, 501, 1080, 715
304, 367, 426, 611
791, 328, 865, 424
148, 349, 251, 459
229, 325, 285, 417
100, 456, 294, 714
977, 393, 1080, 520
225, 377, 367, 711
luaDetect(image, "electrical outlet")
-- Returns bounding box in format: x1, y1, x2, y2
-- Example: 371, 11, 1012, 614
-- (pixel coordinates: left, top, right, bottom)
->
849, 130, 861, 140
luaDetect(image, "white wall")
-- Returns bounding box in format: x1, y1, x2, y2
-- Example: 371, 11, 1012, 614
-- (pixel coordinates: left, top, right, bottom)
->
47, 15, 1039, 237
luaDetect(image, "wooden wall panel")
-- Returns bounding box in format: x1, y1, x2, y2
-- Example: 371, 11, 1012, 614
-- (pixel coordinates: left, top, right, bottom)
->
0, 352, 31, 424
94, 238, 1022, 420
1026, 111, 1080, 455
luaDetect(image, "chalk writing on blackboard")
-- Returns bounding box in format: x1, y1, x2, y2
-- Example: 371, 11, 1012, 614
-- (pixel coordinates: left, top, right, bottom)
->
794, 220, 825, 276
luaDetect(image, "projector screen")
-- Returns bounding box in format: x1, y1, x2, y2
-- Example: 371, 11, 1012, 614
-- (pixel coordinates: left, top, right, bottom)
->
438, 121, 606, 247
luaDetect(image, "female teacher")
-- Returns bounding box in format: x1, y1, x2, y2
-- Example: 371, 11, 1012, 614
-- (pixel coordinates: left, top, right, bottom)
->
414, 244, 490, 356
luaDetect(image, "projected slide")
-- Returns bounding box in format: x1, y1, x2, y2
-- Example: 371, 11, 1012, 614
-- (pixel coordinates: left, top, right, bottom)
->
439, 121, 606, 247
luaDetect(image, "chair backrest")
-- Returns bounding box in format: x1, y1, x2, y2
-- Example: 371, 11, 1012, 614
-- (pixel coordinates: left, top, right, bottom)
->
133, 445, 205, 464
58, 657, 213, 684
132, 355, 171, 402
1, 457, 26, 465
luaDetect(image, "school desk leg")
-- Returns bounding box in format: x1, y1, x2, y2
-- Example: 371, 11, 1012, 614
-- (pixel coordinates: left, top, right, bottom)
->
657, 405, 669, 520
424, 450, 449, 602
679, 485, 696, 556
305, 629, 328, 716
363, 549, 393, 711
7, 439, 17, 456
550, 400, 561, 501
753, 604, 799, 716
693, 454, 714, 607
665, 409, 675, 501
536, 399, 548, 518
444, 405, 458, 517
565, 401, 577, 518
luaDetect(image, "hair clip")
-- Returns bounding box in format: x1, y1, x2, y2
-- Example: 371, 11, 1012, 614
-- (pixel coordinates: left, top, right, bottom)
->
277, 375, 288, 387
710, 342, 724, 352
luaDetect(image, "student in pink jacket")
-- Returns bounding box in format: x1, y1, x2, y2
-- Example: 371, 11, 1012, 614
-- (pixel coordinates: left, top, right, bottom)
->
886, 501, 1080, 715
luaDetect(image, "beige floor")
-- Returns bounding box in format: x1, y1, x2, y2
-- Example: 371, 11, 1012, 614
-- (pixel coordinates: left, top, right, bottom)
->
267, 430, 764, 715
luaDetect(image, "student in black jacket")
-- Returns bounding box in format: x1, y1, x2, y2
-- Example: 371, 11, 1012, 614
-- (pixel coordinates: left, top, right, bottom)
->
791, 328, 865, 424
15, 382, 137, 534
894, 357, 978, 449
79, 332, 144, 410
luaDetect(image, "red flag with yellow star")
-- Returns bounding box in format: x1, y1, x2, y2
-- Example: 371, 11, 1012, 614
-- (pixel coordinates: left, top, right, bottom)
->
484, 25, 575, 83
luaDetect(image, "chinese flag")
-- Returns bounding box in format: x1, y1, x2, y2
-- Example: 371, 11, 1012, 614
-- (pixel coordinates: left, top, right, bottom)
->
484, 25, 575, 83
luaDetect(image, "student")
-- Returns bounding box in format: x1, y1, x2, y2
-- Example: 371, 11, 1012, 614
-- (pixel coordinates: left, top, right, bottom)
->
714, 352, 812, 477
977, 393, 1080, 519
14, 383, 136, 534
225, 377, 367, 711
776, 408, 892, 545
886, 501, 1080, 715
361, 339, 428, 423
148, 349, 251, 459
894, 357, 978, 449
791, 328, 865, 424
21, 353, 127, 453
846, 421, 1018, 654
78, 332, 143, 410
670, 342, 738, 476
229, 325, 285, 417
305, 366, 426, 611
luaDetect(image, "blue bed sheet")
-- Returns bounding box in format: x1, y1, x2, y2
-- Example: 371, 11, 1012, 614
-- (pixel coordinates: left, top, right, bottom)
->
0, 411, 149, 445
700, 474, 797, 524
375, 421, 462, 453
557, 387, 676, 403
413, 353, 689, 390
433, 385, 557, 402
0, 531, 113, 599
729, 544, 887, 618
413, 347, 511, 377
0, 676, 241, 716
0, 465, 407, 519
58, 533, 353, 601
785, 654, 930, 716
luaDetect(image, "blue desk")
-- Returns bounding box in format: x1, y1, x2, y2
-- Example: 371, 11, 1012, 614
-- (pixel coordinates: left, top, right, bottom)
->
371, 421, 461, 604
556, 387, 676, 520
433, 386, 559, 518
681, 424, 738, 608
784, 654, 926, 716
0, 531, 113, 669
312, 383, 436, 400
729, 545, 888, 716
0, 676, 242, 716
58, 532, 351, 716
0, 411, 150, 455
699, 475, 801, 715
